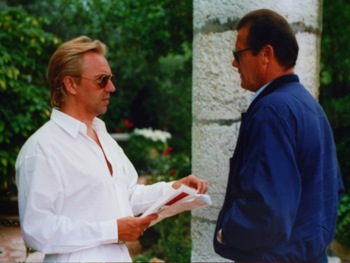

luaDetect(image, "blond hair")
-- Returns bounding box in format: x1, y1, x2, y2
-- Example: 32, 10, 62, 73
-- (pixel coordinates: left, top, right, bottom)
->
47, 36, 107, 107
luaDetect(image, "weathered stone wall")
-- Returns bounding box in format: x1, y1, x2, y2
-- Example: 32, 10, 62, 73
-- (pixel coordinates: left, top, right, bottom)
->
191, 0, 322, 261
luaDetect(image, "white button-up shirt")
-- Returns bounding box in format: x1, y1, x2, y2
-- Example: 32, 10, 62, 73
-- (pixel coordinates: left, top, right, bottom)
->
16, 109, 174, 262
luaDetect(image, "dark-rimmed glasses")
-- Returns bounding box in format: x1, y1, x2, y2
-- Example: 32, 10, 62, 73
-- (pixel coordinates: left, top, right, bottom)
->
75, 74, 114, 89
232, 48, 252, 63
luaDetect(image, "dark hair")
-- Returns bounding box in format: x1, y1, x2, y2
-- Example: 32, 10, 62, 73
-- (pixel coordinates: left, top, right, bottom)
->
237, 9, 299, 69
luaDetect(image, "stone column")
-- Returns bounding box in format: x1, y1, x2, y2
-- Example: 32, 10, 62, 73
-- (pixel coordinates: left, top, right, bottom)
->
191, 0, 322, 261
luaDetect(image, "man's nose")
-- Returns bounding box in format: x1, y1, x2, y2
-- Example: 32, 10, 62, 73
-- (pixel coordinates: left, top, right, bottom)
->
232, 59, 238, 68
106, 81, 116, 92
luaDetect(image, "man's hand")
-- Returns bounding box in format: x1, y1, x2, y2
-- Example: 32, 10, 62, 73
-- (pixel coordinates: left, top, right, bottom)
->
172, 174, 208, 194
117, 214, 158, 242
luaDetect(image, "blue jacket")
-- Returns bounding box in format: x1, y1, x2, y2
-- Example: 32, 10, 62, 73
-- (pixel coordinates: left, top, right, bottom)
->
214, 74, 344, 262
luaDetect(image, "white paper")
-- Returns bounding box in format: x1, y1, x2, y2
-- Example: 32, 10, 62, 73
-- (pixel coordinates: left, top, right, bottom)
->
141, 185, 212, 226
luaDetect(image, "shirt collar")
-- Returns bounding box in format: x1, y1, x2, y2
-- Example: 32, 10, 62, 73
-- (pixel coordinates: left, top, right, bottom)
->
50, 108, 107, 138
251, 81, 271, 102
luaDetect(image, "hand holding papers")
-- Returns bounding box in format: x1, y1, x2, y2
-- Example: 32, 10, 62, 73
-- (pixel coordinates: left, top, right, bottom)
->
141, 184, 212, 226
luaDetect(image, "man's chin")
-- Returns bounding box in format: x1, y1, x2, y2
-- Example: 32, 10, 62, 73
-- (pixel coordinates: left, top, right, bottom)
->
241, 81, 256, 92
240, 81, 249, 91
98, 107, 108, 116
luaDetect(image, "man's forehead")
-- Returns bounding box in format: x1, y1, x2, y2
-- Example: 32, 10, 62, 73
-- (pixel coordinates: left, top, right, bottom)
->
236, 26, 249, 46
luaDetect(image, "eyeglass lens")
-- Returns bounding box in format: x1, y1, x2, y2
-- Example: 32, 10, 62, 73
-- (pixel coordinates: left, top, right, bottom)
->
232, 48, 251, 63
98, 75, 113, 88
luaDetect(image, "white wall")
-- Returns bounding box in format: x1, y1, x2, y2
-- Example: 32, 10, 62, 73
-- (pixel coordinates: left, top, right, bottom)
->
191, 0, 322, 261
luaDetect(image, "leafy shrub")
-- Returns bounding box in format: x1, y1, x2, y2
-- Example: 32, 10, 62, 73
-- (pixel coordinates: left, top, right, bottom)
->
138, 211, 191, 262
0, 7, 60, 197
319, 96, 350, 247
124, 128, 172, 175
336, 195, 350, 247
320, 0, 350, 248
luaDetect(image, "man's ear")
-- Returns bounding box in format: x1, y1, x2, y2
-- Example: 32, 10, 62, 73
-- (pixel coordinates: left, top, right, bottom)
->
261, 44, 274, 65
63, 76, 78, 95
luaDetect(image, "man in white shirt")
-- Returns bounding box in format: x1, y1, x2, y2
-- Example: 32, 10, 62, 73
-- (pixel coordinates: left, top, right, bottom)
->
15, 36, 208, 262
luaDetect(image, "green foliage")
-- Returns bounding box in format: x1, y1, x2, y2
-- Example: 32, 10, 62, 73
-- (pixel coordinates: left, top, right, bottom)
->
124, 128, 191, 261
159, 211, 191, 262
141, 158, 191, 262
0, 7, 60, 195
1, 0, 192, 195
150, 151, 191, 182
124, 132, 169, 175
336, 195, 350, 247
138, 212, 191, 262
132, 254, 152, 263
320, 0, 350, 99
13, 0, 193, 156
322, 96, 350, 189
320, 0, 350, 248
124, 128, 191, 177
135, 145, 192, 262
140, 43, 193, 155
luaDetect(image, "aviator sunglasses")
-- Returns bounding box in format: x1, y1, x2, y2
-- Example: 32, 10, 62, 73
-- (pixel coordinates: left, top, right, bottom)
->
75, 74, 114, 89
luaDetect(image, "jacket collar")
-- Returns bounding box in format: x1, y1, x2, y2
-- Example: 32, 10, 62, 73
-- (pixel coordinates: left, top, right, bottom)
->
248, 74, 300, 112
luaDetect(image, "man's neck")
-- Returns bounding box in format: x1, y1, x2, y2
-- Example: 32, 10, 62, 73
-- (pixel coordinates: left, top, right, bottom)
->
59, 105, 95, 130
265, 68, 295, 86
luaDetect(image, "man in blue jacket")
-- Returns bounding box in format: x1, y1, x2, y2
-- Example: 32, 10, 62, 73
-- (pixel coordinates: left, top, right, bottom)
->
214, 9, 344, 262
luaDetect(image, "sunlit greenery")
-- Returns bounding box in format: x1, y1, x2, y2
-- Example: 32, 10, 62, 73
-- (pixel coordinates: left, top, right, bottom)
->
0, 7, 59, 194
